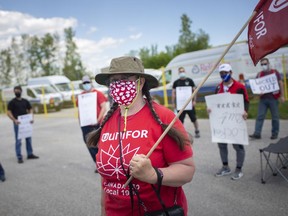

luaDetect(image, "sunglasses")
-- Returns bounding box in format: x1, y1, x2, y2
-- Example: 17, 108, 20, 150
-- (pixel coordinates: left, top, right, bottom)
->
261, 63, 268, 66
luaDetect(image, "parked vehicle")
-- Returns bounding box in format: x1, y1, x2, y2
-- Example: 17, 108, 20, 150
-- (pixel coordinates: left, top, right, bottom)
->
27, 75, 82, 107
150, 41, 288, 106
1, 84, 63, 114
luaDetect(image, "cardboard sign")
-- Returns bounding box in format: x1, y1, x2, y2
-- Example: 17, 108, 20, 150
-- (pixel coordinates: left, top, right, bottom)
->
176, 86, 193, 110
249, 73, 279, 94
18, 114, 33, 139
205, 93, 249, 145
78, 92, 97, 127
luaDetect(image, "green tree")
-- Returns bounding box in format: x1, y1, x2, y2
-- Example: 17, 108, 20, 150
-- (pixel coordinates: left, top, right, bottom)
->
10, 37, 27, 84
39, 33, 61, 76
62, 27, 85, 80
175, 14, 210, 54
138, 14, 210, 69
0, 48, 13, 87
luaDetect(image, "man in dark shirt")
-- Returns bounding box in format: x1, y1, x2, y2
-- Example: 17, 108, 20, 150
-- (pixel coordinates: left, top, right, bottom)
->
7, 86, 39, 164
172, 67, 200, 138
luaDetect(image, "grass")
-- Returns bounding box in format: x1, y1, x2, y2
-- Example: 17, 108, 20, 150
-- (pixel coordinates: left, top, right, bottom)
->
195, 98, 288, 119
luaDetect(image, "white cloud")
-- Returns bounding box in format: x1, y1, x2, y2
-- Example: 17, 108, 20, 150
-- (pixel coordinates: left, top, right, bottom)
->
0, 10, 77, 39
75, 37, 125, 70
87, 26, 98, 34
129, 33, 142, 40
0, 10, 130, 72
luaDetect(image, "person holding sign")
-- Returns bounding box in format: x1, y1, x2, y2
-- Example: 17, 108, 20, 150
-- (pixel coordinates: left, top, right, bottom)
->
76, 75, 108, 170
172, 67, 200, 138
249, 58, 285, 140
87, 56, 195, 216
210, 64, 249, 180
7, 86, 39, 164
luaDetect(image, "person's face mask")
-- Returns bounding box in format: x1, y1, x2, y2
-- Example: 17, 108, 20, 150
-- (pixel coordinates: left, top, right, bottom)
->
261, 64, 269, 71
83, 83, 92, 91
179, 72, 186, 79
15, 92, 21, 98
109, 79, 138, 106
220, 73, 231, 82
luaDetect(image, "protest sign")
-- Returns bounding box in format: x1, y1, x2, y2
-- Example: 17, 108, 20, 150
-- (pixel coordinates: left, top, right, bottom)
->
205, 93, 249, 145
18, 114, 33, 139
249, 73, 279, 94
78, 92, 97, 127
176, 86, 193, 110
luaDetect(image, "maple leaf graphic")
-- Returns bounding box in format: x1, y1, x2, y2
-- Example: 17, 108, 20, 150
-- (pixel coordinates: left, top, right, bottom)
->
97, 143, 140, 180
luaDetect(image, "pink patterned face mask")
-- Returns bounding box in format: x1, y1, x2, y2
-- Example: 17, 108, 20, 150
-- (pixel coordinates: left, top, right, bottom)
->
109, 80, 138, 106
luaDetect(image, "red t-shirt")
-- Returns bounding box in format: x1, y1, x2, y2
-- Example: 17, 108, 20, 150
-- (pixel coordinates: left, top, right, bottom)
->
96, 101, 193, 216
76, 88, 107, 122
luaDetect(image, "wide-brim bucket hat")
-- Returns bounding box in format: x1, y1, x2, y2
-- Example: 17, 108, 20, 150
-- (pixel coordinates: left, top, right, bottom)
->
95, 56, 159, 89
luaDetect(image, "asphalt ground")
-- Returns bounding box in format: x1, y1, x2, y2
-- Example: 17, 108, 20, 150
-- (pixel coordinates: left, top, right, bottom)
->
0, 107, 287, 216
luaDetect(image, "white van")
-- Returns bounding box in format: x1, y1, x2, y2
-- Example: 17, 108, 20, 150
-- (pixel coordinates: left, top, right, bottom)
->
27, 75, 82, 107
1, 84, 63, 113
150, 41, 288, 106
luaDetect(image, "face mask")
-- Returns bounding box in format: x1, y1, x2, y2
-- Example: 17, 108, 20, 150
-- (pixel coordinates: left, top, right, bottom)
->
15, 93, 21, 98
83, 83, 92, 91
220, 73, 231, 82
179, 72, 186, 79
109, 80, 138, 106
261, 65, 269, 71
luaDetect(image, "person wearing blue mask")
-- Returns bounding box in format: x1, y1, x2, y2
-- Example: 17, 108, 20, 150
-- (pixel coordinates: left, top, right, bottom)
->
172, 67, 200, 138
76, 75, 108, 172
211, 63, 249, 180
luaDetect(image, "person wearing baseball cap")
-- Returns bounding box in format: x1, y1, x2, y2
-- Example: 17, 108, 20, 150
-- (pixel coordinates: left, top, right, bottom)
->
87, 56, 195, 215
209, 63, 249, 180
76, 75, 108, 172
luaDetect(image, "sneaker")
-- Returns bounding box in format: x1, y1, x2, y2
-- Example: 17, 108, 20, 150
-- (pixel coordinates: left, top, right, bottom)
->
215, 166, 231, 177
270, 134, 278, 140
27, 154, 39, 159
195, 130, 200, 138
18, 158, 24, 164
249, 134, 261, 139
0, 175, 5, 182
231, 169, 244, 180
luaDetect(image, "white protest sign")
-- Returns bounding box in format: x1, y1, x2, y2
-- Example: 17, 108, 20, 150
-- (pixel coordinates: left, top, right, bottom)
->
205, 93, 249, 145
78, 92, 97, 127
249, 73, 279, 94
176, 86, 193, 110
18, 114, 33, 139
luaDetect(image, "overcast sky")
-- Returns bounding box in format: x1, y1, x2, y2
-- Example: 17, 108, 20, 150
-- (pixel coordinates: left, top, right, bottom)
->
0, 0, 259, 73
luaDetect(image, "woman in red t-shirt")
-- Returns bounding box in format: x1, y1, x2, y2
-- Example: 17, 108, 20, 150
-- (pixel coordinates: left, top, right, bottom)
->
87, 56, 195, 216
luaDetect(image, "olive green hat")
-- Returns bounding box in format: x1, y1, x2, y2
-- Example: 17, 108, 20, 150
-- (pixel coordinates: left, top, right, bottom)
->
95, 56, 159, 89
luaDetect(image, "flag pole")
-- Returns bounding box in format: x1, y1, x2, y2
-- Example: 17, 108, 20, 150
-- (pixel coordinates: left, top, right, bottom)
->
124, 10, 258, 188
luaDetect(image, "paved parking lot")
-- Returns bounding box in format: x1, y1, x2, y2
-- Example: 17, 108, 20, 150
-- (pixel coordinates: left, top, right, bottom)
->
0, 107, 287, 216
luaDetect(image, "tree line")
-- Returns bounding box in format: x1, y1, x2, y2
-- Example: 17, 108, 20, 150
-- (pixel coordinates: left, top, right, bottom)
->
0, 14, 210, 88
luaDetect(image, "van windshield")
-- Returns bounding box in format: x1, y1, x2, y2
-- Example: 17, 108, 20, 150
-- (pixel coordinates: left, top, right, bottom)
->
33, 86, 58, 94
55, 83, 71, 92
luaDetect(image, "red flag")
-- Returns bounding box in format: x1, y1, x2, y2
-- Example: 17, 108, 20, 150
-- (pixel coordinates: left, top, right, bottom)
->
248, 0, 288, 65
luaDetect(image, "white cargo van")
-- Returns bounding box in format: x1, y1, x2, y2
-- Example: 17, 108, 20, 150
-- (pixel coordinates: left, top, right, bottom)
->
1, 84, 63, 113
27, 75, 81, 107
150, 41, 288, 106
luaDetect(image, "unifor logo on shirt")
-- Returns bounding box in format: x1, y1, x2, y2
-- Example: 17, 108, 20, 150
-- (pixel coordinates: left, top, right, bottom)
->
101, 130, 148, 142
97, 143, 140, 179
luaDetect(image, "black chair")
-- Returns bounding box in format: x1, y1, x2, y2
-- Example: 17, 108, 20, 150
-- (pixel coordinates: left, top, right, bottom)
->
259, 136, 288, 184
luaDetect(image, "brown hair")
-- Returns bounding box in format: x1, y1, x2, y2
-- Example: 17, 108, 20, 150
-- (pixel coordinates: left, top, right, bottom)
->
87, 82, 190, 150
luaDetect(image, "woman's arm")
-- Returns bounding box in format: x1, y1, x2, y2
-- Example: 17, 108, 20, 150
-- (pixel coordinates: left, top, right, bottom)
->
130, 154, 195, 187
